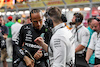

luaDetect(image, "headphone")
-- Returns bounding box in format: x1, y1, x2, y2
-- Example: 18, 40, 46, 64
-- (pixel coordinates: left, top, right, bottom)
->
44, 12, 54, 28
61, 14, 67, 22
94, 17, 100, 24
75, 13, 81, 23
45, 12, 67, 28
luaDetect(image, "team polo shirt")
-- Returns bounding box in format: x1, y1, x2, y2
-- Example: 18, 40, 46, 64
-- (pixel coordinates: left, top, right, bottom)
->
49, 23, 75, 67
88, 32, 100, 59
71, 23, 90, 54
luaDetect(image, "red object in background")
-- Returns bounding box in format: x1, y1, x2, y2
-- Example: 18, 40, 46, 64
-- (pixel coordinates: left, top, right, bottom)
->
83, 22, 88, 27
4, 0, 11, 2
8, 16, 13, 20
92, 10, 99, 16
7, 0, 10, 1
85, 12, 90, 20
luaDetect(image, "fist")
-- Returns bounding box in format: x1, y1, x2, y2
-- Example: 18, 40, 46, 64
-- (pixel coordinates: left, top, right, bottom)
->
34, 50, 43, 60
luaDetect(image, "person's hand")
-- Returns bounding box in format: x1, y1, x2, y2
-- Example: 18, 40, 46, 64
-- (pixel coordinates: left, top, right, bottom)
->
85, 58, 89, 64
94, 64, 100, 67
34, 50, 43, 60
23, 56, 34, 67
34, 37, 44, 46
3, 35, 7, 39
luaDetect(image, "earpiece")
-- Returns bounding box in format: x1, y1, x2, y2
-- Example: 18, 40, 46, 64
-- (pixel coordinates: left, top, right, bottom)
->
45, 13, 67, 28
75, 13, 81, 23
45, 18, 53, 28
44, 11, 54, 28
61, 14, 67, 22
94, 17, 100, 23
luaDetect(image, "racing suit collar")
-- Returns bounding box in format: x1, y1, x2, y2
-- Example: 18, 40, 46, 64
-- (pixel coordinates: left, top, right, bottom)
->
30, 23, 44, 33
52, 23, 65, 34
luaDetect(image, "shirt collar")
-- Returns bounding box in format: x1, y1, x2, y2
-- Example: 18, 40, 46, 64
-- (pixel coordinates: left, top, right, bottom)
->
88, 26, 94, 32
16, 22, 19, 23
52, 23, 65, 34
77, 23, 83, 29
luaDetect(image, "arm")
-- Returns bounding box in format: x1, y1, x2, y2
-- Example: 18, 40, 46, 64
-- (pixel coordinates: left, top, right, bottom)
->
76, 30, 90, 53
85, 48, 93, 63
0, 33, 6, 50
15, 26, 25, 59
34, 37, 48, 52
3, 26, 8, 39
85, 33, 95, 63
41, 43, 48, 52
3, 34, 8, 39
75, 44, 85, 53
15, 26, 34, 66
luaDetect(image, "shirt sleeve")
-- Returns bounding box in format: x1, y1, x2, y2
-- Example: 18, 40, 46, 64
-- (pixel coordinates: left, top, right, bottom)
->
81, 30, 90, 47
52, 36, 67, 67
88, 33, 95, 50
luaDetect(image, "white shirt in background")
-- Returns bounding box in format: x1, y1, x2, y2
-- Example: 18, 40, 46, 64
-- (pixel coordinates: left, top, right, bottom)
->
11, 22, 23, 41
88, 32, 100, 59
71, 23, 90, 54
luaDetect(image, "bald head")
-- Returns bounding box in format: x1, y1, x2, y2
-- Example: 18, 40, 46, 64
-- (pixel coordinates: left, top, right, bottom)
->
91, 19, 100, 33
97, 16, 100, 20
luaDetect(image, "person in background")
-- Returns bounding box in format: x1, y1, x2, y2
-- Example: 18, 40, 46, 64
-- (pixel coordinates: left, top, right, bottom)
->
71, 13, 90, 67
86, 18, 100, 67
5, 16, 15, 62
11, 17, 23, 43
11, 17, 23, 67
97, 16, 100, 20
26, 16, 31, 24
18, 19, 22, 24
0, 16, 8, 67
86, 18, 95, 67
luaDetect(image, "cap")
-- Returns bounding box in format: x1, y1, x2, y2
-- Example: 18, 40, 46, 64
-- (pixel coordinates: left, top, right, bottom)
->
8, 16, 13, 20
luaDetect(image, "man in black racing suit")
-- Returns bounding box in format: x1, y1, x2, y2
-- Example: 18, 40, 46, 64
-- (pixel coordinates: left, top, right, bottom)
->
13, 9, 49, 67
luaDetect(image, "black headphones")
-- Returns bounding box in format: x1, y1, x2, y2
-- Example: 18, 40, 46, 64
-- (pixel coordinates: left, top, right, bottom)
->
45, 12, 67, 28
75, 13, 81, 23
94, 17, 100, 24
61, 14, 67, 22
44, 12, 54, 28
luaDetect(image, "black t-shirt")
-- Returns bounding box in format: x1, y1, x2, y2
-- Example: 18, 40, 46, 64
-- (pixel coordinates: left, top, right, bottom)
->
0, 25, 8, 35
